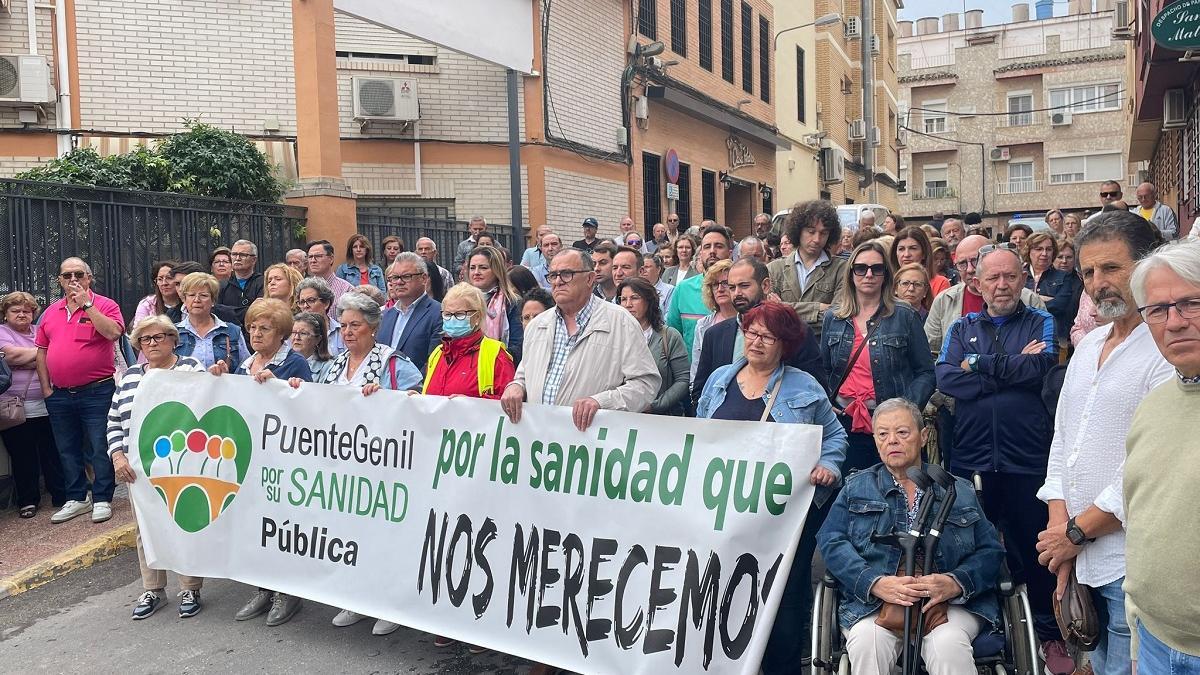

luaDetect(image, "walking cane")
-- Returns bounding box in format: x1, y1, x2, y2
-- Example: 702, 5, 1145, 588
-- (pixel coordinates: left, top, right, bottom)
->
906, 464, 959, 675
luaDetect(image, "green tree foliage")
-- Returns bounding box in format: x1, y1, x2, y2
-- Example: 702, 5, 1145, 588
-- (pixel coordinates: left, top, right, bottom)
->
16, 121, 285, 203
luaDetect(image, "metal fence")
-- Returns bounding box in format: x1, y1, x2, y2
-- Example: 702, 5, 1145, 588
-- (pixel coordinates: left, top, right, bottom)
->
356, 213, 518, 271
0, 179, 306, 317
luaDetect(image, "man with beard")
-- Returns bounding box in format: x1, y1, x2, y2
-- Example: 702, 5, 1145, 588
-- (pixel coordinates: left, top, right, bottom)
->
936, 245, 1067, 672
690, 258, 825, 403
667, 224, 734, 351
1035, 212, 1168, 675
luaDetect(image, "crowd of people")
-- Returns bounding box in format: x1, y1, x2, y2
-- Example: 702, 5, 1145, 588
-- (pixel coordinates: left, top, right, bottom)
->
0, 180, 1197, 674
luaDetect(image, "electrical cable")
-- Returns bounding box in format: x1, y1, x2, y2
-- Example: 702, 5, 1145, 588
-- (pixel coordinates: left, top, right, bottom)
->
908, 88, 1124, 116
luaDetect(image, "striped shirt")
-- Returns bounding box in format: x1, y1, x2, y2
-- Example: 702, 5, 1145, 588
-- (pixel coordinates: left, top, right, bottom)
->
106, 356, 206, 457
541, 296, 597, 405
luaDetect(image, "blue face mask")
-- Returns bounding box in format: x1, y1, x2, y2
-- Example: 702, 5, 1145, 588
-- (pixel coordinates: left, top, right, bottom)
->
442, 317, 473, 338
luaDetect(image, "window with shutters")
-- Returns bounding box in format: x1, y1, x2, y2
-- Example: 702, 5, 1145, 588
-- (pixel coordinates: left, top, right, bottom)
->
677, 163, 692, 229
699, 0, 713, 71
720, 0, 734, 83
702, 169, 717, 220
796, 47, 806, 123
643, 152, 663, 228
741, 3, 753, 94
1048, 153, 1123, 184
639, 0, 657, 39
758, 16, 770, 103
671, 0, 687, 56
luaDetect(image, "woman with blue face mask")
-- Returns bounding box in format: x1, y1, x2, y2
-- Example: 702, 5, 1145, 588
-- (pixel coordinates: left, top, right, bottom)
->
410, 282, 515, 402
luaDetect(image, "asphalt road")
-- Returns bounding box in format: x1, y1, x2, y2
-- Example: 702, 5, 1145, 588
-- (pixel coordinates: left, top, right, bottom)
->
0, 551, 537, 674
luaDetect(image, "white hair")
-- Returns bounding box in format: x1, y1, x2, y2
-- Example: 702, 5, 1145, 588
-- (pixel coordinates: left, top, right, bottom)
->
1131, 239, 1200, 307
233, 239, 258, 256
872, 398, 924, 430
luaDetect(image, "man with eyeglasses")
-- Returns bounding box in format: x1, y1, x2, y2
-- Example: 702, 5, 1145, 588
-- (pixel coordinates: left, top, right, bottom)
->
1124, 238, 1200, 671
936, 244, 1066, 670
215, 239, 263, 336
377, 252, 442, 372
501, 248, 659, 432
1085, 180, 1125, 226
1134, 181, 1179, 240
1032, 211, 1170, 675
753, 212, 772, 240
926, 235, 1047, 354
305, 239, 355, 321
666, 213, 683, 236
34, 257, 125, 525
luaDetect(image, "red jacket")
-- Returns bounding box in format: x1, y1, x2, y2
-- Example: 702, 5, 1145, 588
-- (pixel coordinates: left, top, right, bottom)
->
424, 330, 515, 400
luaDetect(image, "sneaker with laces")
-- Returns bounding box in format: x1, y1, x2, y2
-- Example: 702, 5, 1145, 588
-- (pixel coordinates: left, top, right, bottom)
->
265, 593, 302, 627
91, 501, 112, 523
1041, 639, 1076, 675
50, 499, 92, 524
332, 609, 367, 627
372, 619, 400, 635
178, 589, 202, 618
132, 590, 163, 620
234, 589, 273, 621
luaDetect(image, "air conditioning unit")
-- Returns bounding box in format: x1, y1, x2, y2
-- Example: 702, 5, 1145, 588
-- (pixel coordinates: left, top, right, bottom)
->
845, 16, 861, 39
352, 77, 420, 121
849, 119, 867, 140
1164, 89, 1187, 129
870, 35, 881, 54
1050, 111, 1072, 126
870, 126, 882, 146
1113, 0, 1134, 39
821, 147, 846, 183
0, 54, 51, 103
990, 147, 1011, 161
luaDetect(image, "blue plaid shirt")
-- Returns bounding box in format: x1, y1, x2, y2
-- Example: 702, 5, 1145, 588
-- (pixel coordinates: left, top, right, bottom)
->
541, 296, 598, 405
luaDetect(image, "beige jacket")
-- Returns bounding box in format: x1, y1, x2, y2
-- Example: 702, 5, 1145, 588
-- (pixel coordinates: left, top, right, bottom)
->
924, 284, 1047, 354
511, 298, 660, 411
766, 253, 847, 337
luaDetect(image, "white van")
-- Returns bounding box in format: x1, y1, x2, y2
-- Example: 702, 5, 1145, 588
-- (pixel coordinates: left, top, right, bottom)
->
771, 203, 890, 234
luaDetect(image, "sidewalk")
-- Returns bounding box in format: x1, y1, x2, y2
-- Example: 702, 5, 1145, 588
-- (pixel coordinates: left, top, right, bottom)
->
0, 486, 135, 599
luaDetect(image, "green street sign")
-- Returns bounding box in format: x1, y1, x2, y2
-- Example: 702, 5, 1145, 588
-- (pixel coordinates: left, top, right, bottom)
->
1153, 0, 1200, 50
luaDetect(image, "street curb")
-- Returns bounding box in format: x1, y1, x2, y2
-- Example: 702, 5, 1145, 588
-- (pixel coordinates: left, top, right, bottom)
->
0, 523, 136, 601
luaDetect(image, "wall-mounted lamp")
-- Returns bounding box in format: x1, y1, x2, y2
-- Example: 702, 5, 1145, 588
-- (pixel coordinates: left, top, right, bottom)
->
758, 183, 773, 199
719, 171, 733, 190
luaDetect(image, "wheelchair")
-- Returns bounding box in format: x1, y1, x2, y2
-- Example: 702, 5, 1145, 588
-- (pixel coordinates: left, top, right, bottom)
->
809, 566, 1042, 675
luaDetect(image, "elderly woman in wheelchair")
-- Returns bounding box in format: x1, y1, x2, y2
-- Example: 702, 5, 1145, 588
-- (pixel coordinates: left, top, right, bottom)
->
816, 398, 1005, 675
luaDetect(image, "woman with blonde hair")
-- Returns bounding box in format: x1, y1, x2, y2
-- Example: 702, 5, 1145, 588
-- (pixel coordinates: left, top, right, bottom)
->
174, 272, 248, 369
689, 259, 736, 381
261, 263, 302, 313
465, 245, 523, 363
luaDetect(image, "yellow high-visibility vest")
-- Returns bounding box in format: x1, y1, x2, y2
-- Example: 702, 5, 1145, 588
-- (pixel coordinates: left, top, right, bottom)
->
421, 336, 506, 397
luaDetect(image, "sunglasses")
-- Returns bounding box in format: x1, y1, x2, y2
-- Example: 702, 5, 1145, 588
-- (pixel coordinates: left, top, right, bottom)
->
851, 263, 887, 277
59, 271, 86, 280
1100, 191, 1121, 198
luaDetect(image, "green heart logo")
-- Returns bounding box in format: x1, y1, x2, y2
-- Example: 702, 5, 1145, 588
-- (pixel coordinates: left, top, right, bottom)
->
137, 402, 253, 533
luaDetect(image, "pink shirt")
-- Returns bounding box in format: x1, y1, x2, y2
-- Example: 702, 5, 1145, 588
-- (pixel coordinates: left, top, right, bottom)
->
34, 292, 124, 388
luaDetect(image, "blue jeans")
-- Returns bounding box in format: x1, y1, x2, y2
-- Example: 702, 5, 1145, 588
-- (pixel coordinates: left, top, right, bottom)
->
45, 380, 116, 502
1138, 621, 1200, 674
1090, 577, 1132, 675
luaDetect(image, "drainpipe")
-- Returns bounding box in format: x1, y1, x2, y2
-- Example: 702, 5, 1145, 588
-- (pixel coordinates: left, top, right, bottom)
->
860, 0, 875, 201
26, 0, 38, 54
54, 0, 73, 156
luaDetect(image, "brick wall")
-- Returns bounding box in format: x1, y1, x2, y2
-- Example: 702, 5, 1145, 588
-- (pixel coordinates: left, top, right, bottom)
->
543, 0, 625, 154
344, 162, 528, 226
0, 156, 53, 177
74, 0, 296, 134
543, 167, 628, 239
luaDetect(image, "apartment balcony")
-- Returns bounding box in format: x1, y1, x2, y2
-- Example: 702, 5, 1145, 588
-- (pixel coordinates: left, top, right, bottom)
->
909, 54, 955, 70
914, 185, 956, 200
898, 185, 960, 216
996, 179, 1043, 195
995, 111, 1044, 129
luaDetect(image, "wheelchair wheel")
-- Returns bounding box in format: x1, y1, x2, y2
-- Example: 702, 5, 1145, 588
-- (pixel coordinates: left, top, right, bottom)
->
1003, 585, 1043, 675
810, 576, 841, 674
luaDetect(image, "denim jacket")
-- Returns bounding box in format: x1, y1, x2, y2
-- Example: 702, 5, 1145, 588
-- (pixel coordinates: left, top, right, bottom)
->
335, 263, 386, 293
696, 358, 849, 507
816, 463, 1004, 631
175, 318, 245, 369
820, 302, 935, 408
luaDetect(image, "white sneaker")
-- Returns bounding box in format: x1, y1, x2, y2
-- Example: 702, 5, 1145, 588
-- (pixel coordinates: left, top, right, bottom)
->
372, 619, 400, 635
331, 609, 367, 627
51, 499, 93, 524
92, 502, 112, 523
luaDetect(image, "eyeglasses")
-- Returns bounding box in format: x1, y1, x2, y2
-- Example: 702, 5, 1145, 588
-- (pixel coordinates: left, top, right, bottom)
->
708, 281, 732, 291
290, 330, 317, 340
546, 269, 589, 284
617, 294, 644, 304
387, 272, 426, 283
184, 292, 212, 301
59, 271, 86, 280
955, 258, 978, 271
441, 310, 477, 321
977, 243, 1022, 264
230, 252, 256, 259
1137, 298, 1200, 324
744, 329, 778, 346
667, 218, 679, 223
1100, 191, 1121, 198
297, 297, 322, 307
307, 253, 329, 260
155, 275, 173, 284
627, 240, 642, 246
897, 279, 927, 289
137, 333, 170, 346
211, 259, 231, 266
851, 263, 887, 277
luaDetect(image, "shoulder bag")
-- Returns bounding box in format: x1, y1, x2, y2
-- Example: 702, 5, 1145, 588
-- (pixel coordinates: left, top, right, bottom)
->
0, 371, 34, 431
1054, 568, 1100, 650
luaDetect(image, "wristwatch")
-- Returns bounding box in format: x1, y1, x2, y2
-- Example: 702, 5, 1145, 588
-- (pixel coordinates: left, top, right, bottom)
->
1066, 516, 1094, 545
80, 300, 94, 311
966, 353, 980, 371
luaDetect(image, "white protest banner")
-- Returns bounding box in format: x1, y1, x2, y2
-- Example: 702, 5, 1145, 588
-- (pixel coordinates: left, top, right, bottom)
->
128, 370, 820, 674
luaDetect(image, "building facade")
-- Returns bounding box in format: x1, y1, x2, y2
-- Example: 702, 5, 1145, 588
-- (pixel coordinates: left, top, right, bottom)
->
773, 0, 823, 211
897, 3, 1129, 233
1126, 0, 1199, 236
813, 0, 903, 212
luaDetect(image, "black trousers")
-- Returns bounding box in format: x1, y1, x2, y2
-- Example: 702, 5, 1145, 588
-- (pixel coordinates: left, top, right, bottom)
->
954, 469, 1059, 641
1, 415, 66, 508
761, 496, 835, 674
